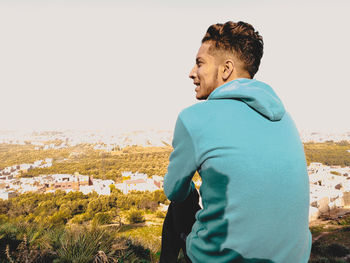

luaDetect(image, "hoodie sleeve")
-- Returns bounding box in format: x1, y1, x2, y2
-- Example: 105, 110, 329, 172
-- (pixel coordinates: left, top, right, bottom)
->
164, 114, 198, 202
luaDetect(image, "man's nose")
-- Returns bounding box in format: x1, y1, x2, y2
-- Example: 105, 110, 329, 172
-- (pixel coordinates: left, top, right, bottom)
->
189, 66, 196, 79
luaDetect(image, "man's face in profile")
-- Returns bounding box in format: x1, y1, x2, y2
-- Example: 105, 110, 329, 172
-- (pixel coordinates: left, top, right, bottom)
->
189, 42, 221, 100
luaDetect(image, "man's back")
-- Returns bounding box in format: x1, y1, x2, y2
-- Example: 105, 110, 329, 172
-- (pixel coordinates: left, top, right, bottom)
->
164, 78, 311, 263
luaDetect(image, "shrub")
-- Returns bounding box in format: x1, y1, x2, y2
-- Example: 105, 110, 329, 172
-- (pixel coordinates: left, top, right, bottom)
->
155, 211, 166, 218
92, 212, 112, 225
325, 243, 349, 257
48, 211, 70, 227
54, 226, 117, 263
0, 223, 21, 262
71, 214, 86, 225
312, 240, 328, 256
127, 209, 145, 224
310, 226, 326, 235
124, 239, 151, 262
308, 257, 331, 263
339, 216, 350, 225
312, 241, 350, 258
340, 226, 350, 232
0, 214, 8, 224
5, 235, 55, 263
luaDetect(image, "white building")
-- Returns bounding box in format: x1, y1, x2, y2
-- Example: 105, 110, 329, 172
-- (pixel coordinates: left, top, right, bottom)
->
308, 162, 350, 221
116, 178, 162, 194
0, 190, 17, 200
80, 179, 114, 195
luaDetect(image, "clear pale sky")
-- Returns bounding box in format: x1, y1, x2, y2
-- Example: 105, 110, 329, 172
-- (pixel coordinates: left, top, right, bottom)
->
0, 0, 349, 132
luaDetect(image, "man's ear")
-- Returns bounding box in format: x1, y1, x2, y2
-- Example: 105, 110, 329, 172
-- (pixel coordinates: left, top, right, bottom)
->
222, 59, 234, 81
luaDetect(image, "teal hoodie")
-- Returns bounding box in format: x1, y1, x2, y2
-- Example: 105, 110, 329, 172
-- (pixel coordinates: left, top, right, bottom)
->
164, 78, 311, 263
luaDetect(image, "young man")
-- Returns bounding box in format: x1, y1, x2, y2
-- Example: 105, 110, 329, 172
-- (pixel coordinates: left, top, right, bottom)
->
161, 21, 311, 263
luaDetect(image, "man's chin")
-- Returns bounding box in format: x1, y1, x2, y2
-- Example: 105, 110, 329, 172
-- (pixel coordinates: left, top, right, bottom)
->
196, 95, 207, 101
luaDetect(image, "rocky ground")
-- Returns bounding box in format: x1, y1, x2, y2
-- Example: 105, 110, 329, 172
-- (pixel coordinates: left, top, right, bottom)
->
309, 208, 350, 262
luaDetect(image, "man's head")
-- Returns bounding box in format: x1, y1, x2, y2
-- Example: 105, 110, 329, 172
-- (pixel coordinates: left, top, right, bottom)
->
189, 21, 264, 100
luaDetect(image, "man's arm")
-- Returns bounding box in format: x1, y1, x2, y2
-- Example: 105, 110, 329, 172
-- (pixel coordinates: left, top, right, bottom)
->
164, 114, 198, 202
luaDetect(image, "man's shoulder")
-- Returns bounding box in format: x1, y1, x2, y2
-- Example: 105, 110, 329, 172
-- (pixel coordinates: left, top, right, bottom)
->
177, 101, 209, 125
178, 101, 212, 118
176, 101, 218, 137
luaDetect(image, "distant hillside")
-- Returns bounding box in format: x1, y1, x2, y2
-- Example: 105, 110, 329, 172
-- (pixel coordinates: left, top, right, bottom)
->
304, 141, 350, 167
0, 144, 172, 181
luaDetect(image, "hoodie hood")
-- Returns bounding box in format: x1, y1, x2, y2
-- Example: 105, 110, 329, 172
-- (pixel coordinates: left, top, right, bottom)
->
208, 78, 285, 121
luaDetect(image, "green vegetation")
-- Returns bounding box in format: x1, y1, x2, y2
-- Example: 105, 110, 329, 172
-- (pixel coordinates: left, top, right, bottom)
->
118, 224, 162, 259
304, 141, 350, 167
2, 141, 350, 262
155, 211, 166, 219
126, 209, 145, 224
0, 189, 168, 262
3, 141, 350, 183
0, 143, 174, 262
0, 189, 167, 227
0, 144, 71, 170
1, 223, 154, 263
309, 214, 350, 262
22, 145, 172, 181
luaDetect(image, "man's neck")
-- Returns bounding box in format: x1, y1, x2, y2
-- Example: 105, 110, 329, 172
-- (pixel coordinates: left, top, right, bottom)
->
227, 72, 252, 83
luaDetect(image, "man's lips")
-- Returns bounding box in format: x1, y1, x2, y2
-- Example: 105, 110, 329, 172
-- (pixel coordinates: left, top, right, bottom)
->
194, 83, 200, 92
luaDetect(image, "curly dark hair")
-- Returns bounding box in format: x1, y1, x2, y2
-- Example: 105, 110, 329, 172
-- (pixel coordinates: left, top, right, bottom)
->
202, 21, 264, 78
